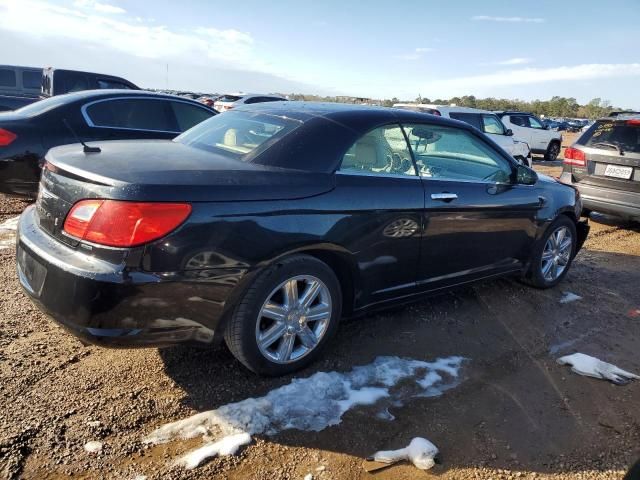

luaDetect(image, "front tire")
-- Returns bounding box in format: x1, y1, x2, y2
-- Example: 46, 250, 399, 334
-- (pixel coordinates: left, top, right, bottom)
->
224, 255, 342, 376
524, 216, 577, 289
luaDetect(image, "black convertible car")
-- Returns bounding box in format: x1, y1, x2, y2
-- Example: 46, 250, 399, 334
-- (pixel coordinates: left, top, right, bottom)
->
16, 102, 589, 375
0, 89, 216, 197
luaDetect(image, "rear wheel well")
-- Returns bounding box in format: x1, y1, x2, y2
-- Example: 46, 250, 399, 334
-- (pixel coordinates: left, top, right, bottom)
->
296, 249, 356, 317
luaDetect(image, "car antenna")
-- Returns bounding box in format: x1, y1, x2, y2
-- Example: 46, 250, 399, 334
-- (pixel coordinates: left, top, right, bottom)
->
62, 118, 101, 153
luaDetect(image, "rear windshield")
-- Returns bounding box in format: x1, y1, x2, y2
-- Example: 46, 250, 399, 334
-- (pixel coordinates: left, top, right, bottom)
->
175, 110, 302, 160
580, 120, 640, 154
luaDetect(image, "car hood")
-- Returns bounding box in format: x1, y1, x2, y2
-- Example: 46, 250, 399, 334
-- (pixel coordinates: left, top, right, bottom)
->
44, 140, 335, 202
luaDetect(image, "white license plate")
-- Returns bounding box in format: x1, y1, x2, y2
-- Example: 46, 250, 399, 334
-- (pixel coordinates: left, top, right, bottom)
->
604, 164, 633, 179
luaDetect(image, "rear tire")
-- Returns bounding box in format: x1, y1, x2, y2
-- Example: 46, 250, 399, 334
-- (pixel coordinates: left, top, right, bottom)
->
544, 141, 561, 161
523, 216, 577, 289
224, 254, 342, 376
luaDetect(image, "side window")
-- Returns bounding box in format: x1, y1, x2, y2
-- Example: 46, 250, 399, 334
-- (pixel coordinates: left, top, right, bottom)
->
0, 69, 17, 88
449, 112, 483, 130
482, 115, 505, 135
403, 123, 514, 183
22, 71, 42, 90
510, 115, 526, 127
527, 116, 544, 129
243, 97, 264, 104
340, 125, 416, 176
85, 98, 177, 132
171, 101, 214, 131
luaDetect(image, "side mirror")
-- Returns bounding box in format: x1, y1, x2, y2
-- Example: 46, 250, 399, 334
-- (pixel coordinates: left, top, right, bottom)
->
505, 129, 513, 136
516, 164, 538, 185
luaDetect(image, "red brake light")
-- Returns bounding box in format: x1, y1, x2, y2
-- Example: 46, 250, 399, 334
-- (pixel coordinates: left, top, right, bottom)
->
63, 200, 192, 247
626, 119, 640, 125
563, 146, 586, 167
0, 128, 17, 146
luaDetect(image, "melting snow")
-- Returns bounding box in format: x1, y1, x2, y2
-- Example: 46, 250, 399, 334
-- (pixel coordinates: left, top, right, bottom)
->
145, 356, 465, 468
560, 292, 582, 304
177, 433, 251, 469
371, 437, 439, 470
84, 441, 103, 453
0, 216, 19, 250
557, 353, 640, 385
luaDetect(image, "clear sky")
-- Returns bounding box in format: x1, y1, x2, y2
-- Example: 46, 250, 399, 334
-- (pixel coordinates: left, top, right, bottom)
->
1, 0, 639, 108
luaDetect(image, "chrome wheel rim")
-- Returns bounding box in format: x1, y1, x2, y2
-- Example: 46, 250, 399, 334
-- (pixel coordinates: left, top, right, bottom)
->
541, 226, 573, 282
256, 275, 332, 364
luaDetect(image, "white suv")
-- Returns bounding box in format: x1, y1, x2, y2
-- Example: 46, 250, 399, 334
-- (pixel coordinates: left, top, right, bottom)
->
393, 104, 532, 166
214, 93, 287, 112
496, 112, 563, 161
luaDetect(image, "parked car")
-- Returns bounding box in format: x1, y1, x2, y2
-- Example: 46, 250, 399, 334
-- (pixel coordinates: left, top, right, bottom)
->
394, 104, 531, 166
0, 65, 42, 111
0, 90, 216, 197
560, 115, 640, 221
41, 68, 139, 97
16, 102, 589, 375
214, 93, 287, 112
496, 111, 563, 161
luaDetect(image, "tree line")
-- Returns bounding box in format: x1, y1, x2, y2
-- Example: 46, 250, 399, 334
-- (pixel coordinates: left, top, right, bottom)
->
285, 94, 628, 119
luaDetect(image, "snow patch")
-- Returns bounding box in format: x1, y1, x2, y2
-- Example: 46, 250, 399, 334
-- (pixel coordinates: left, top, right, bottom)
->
560, 292, 582, 304
557, 353, 640, 385
371, 437, 439, 470
84, 441, 103, 453
145, 356, 465, 468
177, 432, 251, 469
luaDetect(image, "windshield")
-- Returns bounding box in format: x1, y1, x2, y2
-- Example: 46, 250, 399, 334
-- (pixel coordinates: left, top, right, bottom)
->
174, 110, 302, 160
12, 95, 70, 117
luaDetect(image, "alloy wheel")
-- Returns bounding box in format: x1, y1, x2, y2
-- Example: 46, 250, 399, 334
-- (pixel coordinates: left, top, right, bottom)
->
255, 275, 332, 364
540, 226, 573, 282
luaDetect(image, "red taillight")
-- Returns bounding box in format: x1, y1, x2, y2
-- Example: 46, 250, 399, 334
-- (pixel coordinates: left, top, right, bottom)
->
626, 119, 640, 125
0, 128, 17, 146
563, 146, 586, 167
63, 200, 192, 247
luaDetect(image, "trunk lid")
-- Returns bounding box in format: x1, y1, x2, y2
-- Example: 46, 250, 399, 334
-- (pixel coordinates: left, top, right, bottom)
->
570, 119, 640, 193
36, 140, 334, 243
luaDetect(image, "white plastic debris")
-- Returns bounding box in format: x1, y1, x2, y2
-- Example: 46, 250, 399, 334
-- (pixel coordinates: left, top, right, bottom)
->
177, 432, 251, 469
557, 353, 640, 385
560, 292, 582, 304
303, 474, 313, 480
371, 437, 439, 470
145, 356, 465, 469
84, 441, 103, 453
0, 216, 19, 250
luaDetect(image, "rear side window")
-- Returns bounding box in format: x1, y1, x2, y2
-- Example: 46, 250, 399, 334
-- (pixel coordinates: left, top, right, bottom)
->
510, 115, 526, 127
449, 112, 482, 130
170, 101, 214, 131
580, 120, 640, 154
22, 71, 41, 90
0, 69, 17, 87
403, 123, 513, 183
175, 110, 300, 159
217, 95, 242, 102
97, 79, 133, 89
85, 98, 177, 132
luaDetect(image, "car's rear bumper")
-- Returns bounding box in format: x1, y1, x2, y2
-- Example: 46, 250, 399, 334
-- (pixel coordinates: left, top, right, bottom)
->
16, 206, 245, 348
561, 175, 640, 220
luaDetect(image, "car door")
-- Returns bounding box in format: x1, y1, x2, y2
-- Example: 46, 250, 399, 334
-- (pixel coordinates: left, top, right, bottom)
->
401, 122, 542, 290
80, 97, 182, 141
525, 115, 549, 151
333, 124, 425, 306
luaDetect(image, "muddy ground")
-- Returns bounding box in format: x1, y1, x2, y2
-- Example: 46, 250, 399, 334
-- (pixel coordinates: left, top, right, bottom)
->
1, 148, 639, 480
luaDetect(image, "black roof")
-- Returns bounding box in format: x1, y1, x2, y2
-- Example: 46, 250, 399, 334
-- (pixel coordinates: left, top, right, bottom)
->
235, 101, 472, 131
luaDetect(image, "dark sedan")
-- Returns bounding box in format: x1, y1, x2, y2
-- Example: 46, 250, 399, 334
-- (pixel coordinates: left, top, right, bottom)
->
0, 89, 217, 197
16, 102, 589, 375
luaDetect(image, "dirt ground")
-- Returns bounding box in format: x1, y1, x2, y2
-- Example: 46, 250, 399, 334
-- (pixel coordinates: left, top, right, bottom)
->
1, 145, 639, 480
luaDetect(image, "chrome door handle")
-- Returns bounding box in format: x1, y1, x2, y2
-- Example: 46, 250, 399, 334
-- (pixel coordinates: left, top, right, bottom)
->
431, 193, 458, 201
